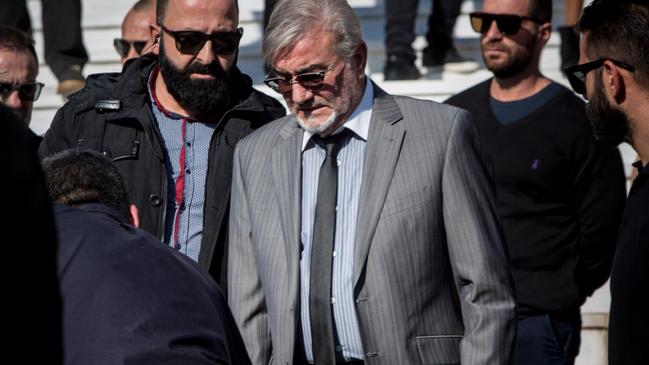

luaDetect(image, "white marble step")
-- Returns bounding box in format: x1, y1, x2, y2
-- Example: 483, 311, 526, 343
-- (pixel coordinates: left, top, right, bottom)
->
27, 0, 573, 134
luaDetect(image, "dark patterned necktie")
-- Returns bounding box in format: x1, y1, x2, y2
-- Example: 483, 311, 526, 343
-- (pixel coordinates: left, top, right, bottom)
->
309, 129, 350, 365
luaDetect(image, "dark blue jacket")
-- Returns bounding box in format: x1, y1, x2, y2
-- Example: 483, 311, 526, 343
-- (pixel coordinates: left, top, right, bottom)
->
55, 203, 250, 365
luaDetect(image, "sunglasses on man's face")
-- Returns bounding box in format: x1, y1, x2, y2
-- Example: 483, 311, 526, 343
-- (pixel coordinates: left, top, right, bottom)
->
565, 58, 635, 95
113, 38, 147, 58
159, 25, 243, 56
0, 81, 44, 102
469, 12, 542, 36
264, 63, 337, 94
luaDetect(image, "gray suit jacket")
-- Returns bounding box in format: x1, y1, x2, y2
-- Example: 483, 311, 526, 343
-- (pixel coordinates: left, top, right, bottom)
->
228, 84, 516, 365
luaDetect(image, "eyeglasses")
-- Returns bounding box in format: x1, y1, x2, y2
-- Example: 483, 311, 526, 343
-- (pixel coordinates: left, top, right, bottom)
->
469, 12, 542, 35
113, 38, 147, 58
159, 24, 243, 55
0, 81, 44, 102
565, 58, 635, 95
264, 63, 337, 94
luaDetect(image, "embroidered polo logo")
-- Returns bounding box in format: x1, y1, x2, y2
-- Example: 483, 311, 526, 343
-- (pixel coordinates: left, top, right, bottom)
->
530, 159, 541, 171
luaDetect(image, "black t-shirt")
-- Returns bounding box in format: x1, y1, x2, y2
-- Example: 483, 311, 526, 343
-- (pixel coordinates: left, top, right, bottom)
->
609, 162, 649, 365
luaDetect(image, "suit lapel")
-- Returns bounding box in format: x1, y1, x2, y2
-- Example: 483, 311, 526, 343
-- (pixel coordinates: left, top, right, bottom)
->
353, 87, 405, 289
271, 118, 303, 299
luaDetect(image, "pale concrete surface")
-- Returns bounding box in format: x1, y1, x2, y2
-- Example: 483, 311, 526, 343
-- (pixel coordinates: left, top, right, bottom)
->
577, 313, 609, 365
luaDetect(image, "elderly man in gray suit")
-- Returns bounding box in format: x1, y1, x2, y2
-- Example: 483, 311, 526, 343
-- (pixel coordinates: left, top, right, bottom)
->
228, 0, 516, 364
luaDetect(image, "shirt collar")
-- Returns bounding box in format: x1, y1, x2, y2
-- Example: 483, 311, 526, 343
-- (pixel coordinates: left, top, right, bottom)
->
301, 78, 373, 151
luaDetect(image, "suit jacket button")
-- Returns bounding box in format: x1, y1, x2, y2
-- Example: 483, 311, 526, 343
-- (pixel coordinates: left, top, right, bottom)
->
149, 194, 162, 207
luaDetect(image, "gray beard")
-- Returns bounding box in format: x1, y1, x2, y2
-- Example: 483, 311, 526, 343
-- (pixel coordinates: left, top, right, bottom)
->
297, 111, 339, 135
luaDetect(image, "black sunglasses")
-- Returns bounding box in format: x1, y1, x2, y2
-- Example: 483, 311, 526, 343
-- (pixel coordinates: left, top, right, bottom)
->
159, 24, 243, 55
0, 81, 44, 102
113, 38, 147, 58
264, 63, 337, 94
469, 12, 543, 35
565, 58, 635, 95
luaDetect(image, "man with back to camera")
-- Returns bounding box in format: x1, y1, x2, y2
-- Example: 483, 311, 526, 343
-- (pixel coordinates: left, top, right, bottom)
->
115, 0, 157, 64
0, 25, 45, 147
0, 103, 61, 364
446, 0, 626, 364
566, 0, 649, 363
43, 149, 251, 365
228, 0, 517, 364
39, 0, 286, 287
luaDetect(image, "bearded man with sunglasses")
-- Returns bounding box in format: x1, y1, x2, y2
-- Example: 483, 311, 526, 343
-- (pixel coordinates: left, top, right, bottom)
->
228, 0, 516, 364
39, 0, 285, 289
569, 1, 649, 363
446, 0, 626, 364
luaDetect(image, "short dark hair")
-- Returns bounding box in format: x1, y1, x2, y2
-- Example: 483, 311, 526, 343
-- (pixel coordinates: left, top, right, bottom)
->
132, 0, 155, 13
529, 0, 553, 23
156, 0, 238, 25
0, 26, 38, 63
578, 0, 649, 90
42, 150, 130, 218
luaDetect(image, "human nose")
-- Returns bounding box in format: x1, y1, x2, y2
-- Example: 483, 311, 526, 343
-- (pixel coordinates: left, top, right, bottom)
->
125, 46, 138, 63
3, 89, 23, 110
288, 81, 313, 104
196, 39, 217, 65
483, 19, 503, 39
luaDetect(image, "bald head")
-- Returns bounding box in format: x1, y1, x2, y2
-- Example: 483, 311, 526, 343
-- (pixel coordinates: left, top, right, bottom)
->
133, 0, 155, 12
157, 0, 239, 25
119, 0, 156, 63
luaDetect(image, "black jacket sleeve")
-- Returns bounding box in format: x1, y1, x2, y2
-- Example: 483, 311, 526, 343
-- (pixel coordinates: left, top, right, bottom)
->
570, 125, 627, 299
38, 104, 77, 158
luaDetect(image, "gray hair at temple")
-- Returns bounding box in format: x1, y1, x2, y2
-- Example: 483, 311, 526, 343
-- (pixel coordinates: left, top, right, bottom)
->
263, 0, 363, 66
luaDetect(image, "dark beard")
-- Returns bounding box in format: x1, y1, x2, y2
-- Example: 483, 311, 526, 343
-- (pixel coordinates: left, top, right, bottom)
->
483, 39, 535, 79
158, 41, 232, 119
586, 75, 631, 147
